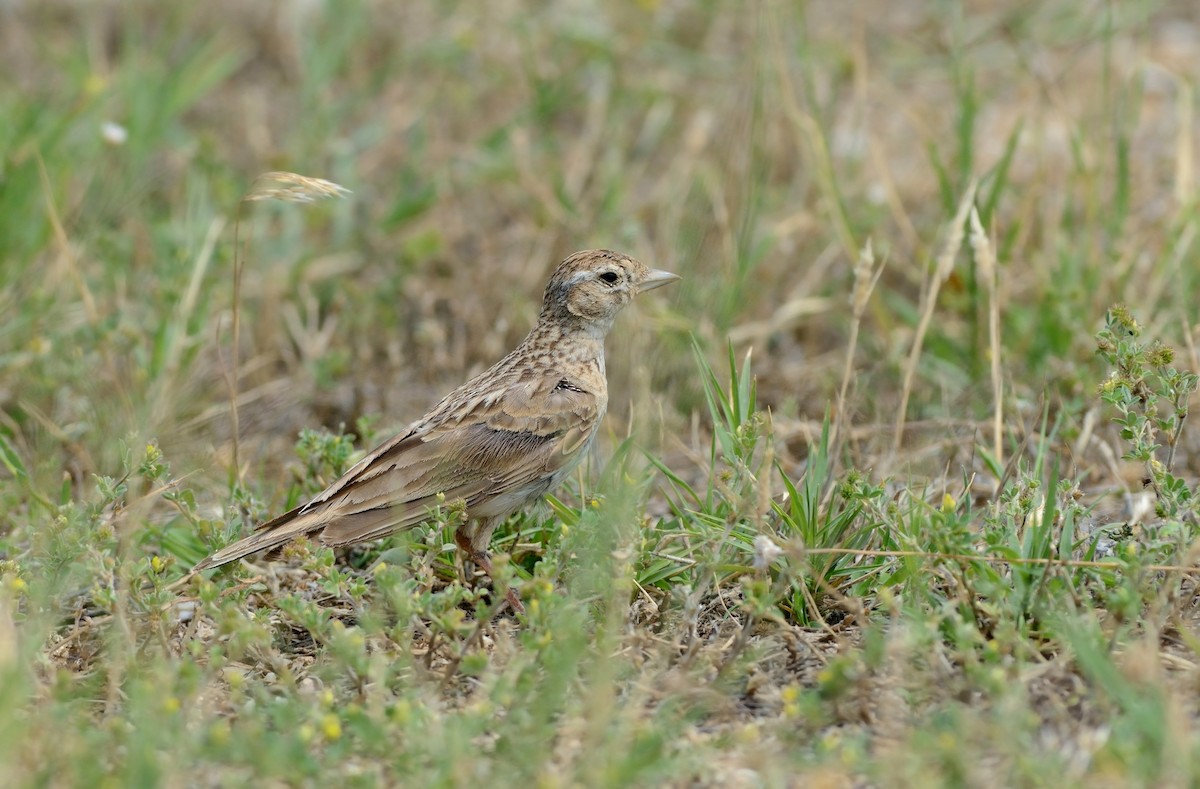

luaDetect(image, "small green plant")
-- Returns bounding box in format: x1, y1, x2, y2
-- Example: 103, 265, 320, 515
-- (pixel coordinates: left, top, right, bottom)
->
1096, 304, 1199, 519
648, 341, 884, 627
644, 339, 773, 593
773, 430, 886, 625
294, 427, 358, 493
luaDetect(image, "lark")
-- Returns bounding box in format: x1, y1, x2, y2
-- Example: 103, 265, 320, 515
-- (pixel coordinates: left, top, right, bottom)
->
195, 249, 679, 611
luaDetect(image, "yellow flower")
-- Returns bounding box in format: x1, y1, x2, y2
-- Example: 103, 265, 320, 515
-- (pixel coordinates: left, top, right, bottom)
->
208, 722, 231, 747
83, 73, 107, 96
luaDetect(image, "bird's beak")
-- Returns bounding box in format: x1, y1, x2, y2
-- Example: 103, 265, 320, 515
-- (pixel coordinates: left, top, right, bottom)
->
638, 269, 681, 292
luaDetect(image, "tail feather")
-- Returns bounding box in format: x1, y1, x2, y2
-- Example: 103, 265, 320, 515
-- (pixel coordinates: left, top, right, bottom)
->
193, 504, 326, 571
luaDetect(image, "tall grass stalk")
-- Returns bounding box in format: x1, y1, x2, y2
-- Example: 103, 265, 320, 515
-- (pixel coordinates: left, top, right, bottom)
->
892, 180, 977, 454
969, 206, 1003, 467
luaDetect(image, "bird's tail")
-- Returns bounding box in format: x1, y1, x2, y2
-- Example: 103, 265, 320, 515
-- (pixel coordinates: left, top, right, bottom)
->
192, 504, 325, 572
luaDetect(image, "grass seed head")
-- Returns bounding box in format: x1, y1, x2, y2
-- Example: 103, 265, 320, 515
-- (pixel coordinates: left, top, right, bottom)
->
244, 171, 351, 204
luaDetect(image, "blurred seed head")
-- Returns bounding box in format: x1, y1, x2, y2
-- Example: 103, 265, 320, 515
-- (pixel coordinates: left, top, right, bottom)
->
100, 121, 128, 146
752, 534, 784, 572
968, 207, 996, 286
849, 238, 883, 318
244, 171, 351, 204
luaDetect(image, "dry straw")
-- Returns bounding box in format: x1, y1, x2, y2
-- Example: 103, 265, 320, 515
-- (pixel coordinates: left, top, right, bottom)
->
833, 238, 886, 449
892, 181, 978, 454
226, 172, 350, 479
968, 206, 1003, 466
1176, 77, 1194, 207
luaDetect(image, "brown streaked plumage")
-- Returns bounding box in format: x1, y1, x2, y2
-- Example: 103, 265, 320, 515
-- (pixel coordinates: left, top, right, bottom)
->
194, 249, 679, 611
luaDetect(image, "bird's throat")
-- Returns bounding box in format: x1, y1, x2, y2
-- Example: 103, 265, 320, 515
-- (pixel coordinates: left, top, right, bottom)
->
523, 318, 609, 368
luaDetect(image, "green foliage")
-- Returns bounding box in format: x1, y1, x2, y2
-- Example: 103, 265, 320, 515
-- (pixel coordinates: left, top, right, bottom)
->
1097, 305, 1199, 519
294, 427, 357, 490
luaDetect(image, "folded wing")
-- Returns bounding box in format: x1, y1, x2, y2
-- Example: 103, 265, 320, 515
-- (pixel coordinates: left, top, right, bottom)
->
193, 372, 600, 570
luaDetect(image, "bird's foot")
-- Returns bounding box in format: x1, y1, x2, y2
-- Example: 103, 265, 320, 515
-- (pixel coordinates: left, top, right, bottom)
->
502, 584, 525, 615
470, 550, 524, 615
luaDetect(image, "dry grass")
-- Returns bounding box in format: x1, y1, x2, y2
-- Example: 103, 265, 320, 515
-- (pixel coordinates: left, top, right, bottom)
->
4, 0, 1200, 785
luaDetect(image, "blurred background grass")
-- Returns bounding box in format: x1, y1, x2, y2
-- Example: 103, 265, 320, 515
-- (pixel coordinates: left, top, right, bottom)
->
11, 0, 1199, 490
5, 0, 1200, 785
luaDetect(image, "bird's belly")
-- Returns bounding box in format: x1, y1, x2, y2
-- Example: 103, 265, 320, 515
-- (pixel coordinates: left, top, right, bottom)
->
468, 479, 553, 520
468, 432, 596, 520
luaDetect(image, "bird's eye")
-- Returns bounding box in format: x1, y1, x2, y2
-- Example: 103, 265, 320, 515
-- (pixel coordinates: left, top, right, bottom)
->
599, 271, 620, 285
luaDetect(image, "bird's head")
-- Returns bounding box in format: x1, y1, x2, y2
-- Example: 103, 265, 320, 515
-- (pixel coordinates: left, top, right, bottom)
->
541, 249, 680, 331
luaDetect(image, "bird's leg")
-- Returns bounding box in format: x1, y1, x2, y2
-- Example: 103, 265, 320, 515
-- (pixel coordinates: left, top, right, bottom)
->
468, 550, 525, 614
454, 520, 524, 613
453, 528, 475, 586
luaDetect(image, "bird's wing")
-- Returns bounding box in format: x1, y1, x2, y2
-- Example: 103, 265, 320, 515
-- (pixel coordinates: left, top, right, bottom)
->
194, 372, 601, 569
317, 372, 602, 544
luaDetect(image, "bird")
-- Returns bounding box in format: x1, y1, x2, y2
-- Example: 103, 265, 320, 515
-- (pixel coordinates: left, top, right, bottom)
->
194, 249, 679, 612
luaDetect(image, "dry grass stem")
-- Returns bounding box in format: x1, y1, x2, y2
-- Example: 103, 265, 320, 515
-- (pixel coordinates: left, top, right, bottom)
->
36, 155, 98, 326
833, 239, 885, 449
892, 179, 978, 455
1177, 77, 1194, 207
224, 171, 351, 482
968, 207, 1003, 467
